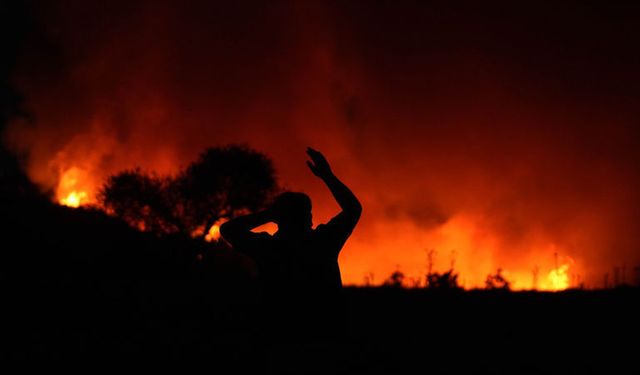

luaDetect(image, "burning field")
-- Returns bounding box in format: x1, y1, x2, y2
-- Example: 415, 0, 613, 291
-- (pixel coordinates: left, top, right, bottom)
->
4, 0, 640, 290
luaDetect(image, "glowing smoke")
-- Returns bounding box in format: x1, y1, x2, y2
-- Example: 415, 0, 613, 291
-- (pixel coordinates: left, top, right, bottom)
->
5, 1, 640, 288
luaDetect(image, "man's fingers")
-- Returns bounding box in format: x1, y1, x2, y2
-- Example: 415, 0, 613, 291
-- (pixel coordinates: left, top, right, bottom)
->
306, 148, 329, 177
306, 160, 316, 171
306, 147, 322, 159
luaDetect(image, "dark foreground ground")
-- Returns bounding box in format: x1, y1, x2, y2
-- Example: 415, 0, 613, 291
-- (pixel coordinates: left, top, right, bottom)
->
2, 281, 638, 374
342, 287, 639, 374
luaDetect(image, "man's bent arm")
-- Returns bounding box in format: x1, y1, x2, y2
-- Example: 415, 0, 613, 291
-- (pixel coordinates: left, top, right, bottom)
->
322, 173, 362, 220
220, 210, 274, 244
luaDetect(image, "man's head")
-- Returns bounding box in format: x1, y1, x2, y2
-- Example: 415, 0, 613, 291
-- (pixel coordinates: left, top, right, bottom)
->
271, 192, 312, 233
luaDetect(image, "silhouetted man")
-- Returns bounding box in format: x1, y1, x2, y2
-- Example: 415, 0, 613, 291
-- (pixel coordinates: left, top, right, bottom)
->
220, 147, 362, 339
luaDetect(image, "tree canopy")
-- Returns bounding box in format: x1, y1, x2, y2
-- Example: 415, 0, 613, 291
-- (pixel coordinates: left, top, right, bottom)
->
99, 144, 278, 238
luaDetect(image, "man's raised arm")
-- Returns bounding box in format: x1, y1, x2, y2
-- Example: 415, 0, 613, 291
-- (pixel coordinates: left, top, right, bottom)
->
306, 147, 362, 223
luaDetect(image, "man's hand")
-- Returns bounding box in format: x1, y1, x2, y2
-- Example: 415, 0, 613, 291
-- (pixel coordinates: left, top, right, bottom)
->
306, 147, 334, 180
307, 147, 362, 229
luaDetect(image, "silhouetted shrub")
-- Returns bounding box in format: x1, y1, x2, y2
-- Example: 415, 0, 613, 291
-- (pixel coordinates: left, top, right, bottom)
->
383, 270, 405, 288
485, 268, 511, 290
426, 269, 461, 290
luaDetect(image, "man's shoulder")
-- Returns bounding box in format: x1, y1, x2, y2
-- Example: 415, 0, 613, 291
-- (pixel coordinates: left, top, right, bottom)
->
312, 223, 342, 240
315, 213, 356, 234
312, 224, 329, 234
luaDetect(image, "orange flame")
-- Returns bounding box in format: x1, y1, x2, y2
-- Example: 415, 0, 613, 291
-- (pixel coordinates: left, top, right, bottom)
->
546, 263, 571, 291
57, 167, 93, 208
60, 191, 88, 208
205, 219, 227, 242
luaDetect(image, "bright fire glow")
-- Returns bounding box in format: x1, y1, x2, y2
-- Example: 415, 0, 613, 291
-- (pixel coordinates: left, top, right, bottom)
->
60, 191, 88, 208
205, 223, 222, 242
547, 264, 571, 291
205, 219, 229, 242
57, 167, 92, 208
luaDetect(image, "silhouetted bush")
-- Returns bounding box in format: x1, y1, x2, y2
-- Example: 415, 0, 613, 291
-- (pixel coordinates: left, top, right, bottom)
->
426, 269, 461, 290
485, 268, 511, 290
383, 270, 405, 288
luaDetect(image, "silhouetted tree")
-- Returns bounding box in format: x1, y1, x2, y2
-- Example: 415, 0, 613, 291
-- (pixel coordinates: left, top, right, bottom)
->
99, 169, 182, 234
175, 145, 278, 236
99, 145, 278, 237
485, 268, 511, 290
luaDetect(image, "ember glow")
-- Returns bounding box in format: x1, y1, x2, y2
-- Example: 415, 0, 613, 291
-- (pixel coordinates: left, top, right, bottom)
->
5, 1, 640, 290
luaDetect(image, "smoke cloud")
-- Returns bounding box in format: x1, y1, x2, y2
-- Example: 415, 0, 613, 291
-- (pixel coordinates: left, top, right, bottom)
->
6, 0, 640, 288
